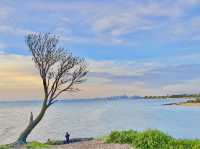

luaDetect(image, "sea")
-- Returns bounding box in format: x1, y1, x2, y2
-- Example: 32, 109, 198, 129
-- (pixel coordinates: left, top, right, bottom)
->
0, 98, 200, 144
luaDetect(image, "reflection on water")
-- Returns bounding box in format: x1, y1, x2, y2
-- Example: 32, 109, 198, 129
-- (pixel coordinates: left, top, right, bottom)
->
0, 99, 200, 144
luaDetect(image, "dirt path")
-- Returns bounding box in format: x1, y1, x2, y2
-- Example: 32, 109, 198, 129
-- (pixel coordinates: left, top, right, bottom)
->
51, 140, 134, 149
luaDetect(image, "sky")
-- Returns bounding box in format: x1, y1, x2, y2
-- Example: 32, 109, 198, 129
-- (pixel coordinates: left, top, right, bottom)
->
0, 0, 200, 100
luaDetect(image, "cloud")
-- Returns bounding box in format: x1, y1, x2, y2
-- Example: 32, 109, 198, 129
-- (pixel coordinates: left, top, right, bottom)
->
165, 16, 200, 41
88, 59, 161, 77
0, 52, 162, 100
0, 52, 42, 100
0, 1, 200, 100
0, 43, 6, 50
0, 52, 200, 100
1, 0, 200, 47
162, 79, 200, 94
0, 4, 9, 19
0, 25, 31, 36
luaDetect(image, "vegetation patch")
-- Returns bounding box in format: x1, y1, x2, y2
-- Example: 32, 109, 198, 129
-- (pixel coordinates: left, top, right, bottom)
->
0, 145, 9, 149
26, 141, 50, 149
105, 129, 200, 149
46, 139, 64, 145
186, 98, 200, 103
144, 94, 200, 99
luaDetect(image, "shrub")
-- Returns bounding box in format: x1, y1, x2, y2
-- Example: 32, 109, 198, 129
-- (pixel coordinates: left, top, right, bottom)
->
106, 130, 138, 144
105, 129, 200, 149
133, 130, 173, 149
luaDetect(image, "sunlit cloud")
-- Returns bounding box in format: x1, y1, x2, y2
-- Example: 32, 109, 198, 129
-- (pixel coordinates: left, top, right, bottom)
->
0, 53, 159, 100
1, 52, 199, 100
0, 53, 42, 100
88, 59, 161, 77
0, 0, 200, 100
162, 79, 200, 95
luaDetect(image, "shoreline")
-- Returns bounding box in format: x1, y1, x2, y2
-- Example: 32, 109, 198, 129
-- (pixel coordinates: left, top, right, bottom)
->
0, 139, 134, 149
165, 102, 200, 107
2, 129, 200, 149
164, 99, 200, 107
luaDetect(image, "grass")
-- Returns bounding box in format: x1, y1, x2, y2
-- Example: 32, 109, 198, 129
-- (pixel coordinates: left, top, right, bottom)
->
26, 141, 51, 149
0, 146, 9, 149
1, 130, 200, 149
104, 129, 200, 149
46, 139, 64, 145
0, 141, 51, 149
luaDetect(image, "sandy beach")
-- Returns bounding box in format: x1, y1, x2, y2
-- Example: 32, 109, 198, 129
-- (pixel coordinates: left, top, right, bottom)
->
164, 100, 200, 107
176, 102, 200, 107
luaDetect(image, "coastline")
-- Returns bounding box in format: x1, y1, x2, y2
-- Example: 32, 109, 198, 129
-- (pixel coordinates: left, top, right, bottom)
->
2, 129, 200, 149
178, 102, 200, 107
0, 139, 134, 149
164, 98, 200, 107
165, 102, 200, 107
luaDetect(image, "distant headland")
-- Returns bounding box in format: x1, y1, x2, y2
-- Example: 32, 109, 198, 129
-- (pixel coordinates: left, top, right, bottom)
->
144, 93, 200, 99
88, 95, 143, 100
143, 93, 200, 107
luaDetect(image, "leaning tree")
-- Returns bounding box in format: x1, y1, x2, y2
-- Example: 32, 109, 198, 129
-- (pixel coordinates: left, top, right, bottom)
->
16, 33, 88, 144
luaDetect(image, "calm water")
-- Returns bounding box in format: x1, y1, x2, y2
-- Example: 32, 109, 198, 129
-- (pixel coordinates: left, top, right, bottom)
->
0, 98, 200, 144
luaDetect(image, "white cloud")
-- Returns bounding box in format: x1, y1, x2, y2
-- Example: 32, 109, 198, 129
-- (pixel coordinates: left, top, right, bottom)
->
0, 1, 200, 100
0, 52, 199, 100
0, 52, 163, 100
0, 43, 6, 50
0, 5, 9, 18
0, 52, 43, 100
88, 59, 161, 77
162, 79, 200, 94
0, 0, 200, 45
0, 25, 31, 36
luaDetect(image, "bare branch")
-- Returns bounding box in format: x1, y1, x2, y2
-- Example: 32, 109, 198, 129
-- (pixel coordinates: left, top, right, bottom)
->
26, 33, 88, 107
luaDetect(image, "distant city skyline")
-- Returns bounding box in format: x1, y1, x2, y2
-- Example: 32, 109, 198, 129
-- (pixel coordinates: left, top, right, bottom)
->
1, 0, 200, 100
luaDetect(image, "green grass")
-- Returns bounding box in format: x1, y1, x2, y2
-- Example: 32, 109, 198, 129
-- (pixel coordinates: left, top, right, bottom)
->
0, 146, 9, 149
26, 141, 51, 149
97, 135, 110, 142
0, 141, 51, 149
46, 139, 64, 145
104, 129, 200, 149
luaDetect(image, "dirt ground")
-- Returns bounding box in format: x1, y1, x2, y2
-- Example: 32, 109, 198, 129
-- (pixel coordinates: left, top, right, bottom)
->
50, 140, 134, 149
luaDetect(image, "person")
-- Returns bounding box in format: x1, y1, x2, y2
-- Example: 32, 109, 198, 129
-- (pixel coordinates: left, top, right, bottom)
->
65, 132, 70, 144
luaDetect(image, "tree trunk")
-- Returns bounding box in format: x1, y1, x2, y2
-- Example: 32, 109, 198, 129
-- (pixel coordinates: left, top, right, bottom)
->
16, 104, 48, 144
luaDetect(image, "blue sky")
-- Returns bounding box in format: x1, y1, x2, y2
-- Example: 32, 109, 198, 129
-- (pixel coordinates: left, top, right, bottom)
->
0, 0, 200, 100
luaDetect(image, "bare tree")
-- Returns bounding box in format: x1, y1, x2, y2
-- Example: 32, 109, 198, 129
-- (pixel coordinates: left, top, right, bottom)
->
16, 33, 88, 144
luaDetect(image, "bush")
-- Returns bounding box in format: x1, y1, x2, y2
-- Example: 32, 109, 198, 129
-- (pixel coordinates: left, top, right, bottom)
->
106, 130, 138, 144
105, 129, 200, 149
134, 130, 173, 149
